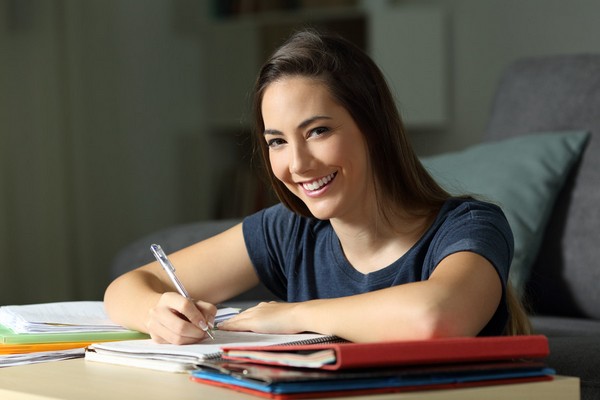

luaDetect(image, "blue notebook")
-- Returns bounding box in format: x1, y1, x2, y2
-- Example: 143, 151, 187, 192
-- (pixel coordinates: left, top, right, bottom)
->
191, 360, 555, 398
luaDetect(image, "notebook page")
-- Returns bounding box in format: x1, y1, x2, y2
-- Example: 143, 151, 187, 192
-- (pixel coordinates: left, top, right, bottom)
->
89, 331, 332, 361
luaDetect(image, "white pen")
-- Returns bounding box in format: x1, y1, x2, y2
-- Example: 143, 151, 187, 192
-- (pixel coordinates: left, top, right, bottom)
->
150, 244, 215, 340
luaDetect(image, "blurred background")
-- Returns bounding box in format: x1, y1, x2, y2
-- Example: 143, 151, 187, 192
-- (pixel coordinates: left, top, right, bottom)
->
1, 0, 600, 305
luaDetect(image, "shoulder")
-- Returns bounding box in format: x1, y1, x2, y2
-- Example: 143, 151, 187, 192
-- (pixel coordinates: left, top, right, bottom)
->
429, 197, 514, 263
440, 197, 505, 216
427, 197, 514, 276
437, 198, 511, 232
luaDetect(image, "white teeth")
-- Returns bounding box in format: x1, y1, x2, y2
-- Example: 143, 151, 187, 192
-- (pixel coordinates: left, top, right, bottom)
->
302, 173, 335, 191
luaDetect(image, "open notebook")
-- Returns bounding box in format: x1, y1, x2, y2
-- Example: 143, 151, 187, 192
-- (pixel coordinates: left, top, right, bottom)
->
86, 331, 340, 373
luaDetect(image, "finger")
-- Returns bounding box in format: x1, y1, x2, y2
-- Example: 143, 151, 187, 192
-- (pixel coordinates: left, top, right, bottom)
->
152, 293, 217, 343
149, 297, 209, 344
217, 311, 254, 332
194, 300, 218, 329
168, 295, 220, 339
150, 307, 207, 344
172, 297, 214, 335
163, 293, 213, 331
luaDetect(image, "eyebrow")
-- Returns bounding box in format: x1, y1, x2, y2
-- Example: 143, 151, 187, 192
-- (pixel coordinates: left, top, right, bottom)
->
263, 115, 332, 135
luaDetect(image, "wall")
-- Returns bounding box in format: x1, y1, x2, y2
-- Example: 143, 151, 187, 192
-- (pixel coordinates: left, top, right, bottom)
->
406, 0, 600, 156
0, 0, 206, 303
2, 0, 600, 303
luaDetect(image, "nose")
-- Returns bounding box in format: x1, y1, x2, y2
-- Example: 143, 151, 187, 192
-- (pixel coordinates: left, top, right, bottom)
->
289, 142, 313, 175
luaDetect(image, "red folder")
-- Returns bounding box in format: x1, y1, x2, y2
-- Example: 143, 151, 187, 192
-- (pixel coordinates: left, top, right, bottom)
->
222, 335, 549, 370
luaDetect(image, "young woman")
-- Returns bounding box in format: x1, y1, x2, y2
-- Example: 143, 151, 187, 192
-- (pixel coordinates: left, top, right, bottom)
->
104, 30, 530, 345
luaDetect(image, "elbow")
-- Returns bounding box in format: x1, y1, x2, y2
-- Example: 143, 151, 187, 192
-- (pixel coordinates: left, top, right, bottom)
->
414, 301, 484, 339
103, 274, 138, 329
414, 311, 467, 340
103, 279, 121, 322
378, 306, 474, 342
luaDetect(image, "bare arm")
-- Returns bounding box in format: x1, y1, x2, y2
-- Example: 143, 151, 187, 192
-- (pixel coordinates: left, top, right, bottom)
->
219, 252, 502, 342
104, 223, 259, 344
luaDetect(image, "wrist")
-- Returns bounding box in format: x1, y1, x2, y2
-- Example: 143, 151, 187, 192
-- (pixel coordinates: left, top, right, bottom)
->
292, 299, 330, 335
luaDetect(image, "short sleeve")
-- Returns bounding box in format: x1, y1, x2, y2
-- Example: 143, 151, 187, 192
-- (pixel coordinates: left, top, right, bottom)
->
428, 201, 514, 335
430, 203, 514, 286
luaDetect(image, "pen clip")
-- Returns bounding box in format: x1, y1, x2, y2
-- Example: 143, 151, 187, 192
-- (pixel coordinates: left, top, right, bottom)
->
150, 244, 175, 272
150, 244, 190, 298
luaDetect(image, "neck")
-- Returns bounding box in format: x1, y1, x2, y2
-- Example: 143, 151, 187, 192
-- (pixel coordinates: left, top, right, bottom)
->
330, 206, 434, 274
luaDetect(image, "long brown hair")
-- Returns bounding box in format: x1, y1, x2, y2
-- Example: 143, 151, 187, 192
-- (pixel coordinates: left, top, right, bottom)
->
251, 29, 529, 335
251, 29, 448, 223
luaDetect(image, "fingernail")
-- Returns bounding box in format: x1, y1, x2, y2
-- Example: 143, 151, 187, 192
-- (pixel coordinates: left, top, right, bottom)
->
199, 320, 208, 331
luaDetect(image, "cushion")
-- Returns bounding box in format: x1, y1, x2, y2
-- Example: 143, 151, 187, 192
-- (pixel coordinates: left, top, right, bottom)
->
421, 131, 590, 296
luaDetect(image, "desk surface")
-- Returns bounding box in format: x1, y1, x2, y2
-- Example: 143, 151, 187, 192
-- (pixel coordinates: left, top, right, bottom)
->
0, 359, 580, 400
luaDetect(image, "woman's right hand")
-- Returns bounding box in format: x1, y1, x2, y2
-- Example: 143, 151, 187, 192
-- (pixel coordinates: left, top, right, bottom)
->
145, 292, 217, 344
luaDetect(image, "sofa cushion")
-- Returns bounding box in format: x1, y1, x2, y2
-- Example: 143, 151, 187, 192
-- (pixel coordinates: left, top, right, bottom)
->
531, 316, 600, 337
421, 131, 589, 296
485, 54, 600, 319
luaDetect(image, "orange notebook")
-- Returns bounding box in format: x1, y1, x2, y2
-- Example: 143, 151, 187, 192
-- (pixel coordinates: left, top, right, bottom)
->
222, 335, 549, 370
0, 341, 92, 355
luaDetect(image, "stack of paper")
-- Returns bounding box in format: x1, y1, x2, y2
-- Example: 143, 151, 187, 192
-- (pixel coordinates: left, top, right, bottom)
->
0, 301, 149, 368
0, 301, 131, 333
0, 348, 85, 368
1, 301, 241, 368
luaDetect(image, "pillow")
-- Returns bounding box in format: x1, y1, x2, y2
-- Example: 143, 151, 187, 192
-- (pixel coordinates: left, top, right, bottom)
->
421, 131, 590, 296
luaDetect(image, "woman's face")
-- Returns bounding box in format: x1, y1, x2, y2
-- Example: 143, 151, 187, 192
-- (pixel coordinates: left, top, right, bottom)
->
261, 76, 375, 221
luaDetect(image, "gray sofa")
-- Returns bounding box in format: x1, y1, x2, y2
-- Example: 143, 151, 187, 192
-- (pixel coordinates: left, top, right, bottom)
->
111, 54, 600, 399
484, 54, 600, 400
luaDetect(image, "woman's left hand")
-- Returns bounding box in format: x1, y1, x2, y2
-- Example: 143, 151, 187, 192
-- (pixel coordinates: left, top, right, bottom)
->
217, 301, 303, 334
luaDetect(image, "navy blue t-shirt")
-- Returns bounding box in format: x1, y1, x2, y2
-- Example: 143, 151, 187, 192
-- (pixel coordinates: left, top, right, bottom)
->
242, 198, 514, 336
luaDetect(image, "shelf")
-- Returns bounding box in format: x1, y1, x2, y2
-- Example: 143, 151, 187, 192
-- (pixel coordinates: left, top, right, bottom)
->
208, 5, 366, 27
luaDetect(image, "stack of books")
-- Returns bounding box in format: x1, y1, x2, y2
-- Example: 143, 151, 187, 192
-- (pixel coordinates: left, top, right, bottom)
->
84, 326, 556, 399
0, 301, 148, 367
190, 335, 555, 399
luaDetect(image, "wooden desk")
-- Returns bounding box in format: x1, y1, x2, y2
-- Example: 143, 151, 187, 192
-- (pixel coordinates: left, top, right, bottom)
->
0, 359, 580, 400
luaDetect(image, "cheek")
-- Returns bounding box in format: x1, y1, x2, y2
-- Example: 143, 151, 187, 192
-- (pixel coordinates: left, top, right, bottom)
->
268, 151, 287, 181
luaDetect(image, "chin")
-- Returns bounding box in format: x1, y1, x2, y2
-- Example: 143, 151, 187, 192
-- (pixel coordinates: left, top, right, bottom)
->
304, 205, 337, 221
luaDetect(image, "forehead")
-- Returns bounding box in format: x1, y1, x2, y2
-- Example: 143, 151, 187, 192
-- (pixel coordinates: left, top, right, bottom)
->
264, 75, 329, 97
261, 77, 338, 120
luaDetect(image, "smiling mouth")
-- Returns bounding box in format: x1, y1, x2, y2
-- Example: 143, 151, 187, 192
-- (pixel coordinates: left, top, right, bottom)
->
301, 172, 337, 191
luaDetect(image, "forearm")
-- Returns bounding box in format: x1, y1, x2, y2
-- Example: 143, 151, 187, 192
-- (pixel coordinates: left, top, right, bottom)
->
221, 253, 501, 341
293, 283, 450, 342
221, 281, 457, 341
292, 253, 500, 342
104, 269, 166, 333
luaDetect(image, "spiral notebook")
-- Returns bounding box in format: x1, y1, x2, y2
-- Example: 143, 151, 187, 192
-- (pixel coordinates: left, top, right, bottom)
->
86, 331, 340, 373
222, 335, 550, 370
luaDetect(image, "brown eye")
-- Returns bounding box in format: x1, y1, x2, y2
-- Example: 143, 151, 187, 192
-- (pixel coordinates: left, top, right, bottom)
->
267, 138, 286, 148
309, 127, 329, 137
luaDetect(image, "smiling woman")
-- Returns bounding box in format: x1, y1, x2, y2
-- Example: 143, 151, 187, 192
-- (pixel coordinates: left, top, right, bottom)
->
261, 77, 372, 221
104, 29, 530, 345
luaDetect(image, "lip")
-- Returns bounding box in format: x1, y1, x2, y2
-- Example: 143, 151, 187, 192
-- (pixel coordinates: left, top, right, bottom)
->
298, 172, 337, 197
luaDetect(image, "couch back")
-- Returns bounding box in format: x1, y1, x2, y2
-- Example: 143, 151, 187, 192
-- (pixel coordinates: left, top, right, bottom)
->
485, 54, 600, 319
